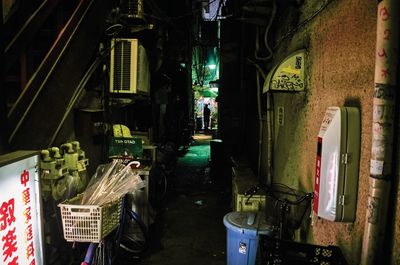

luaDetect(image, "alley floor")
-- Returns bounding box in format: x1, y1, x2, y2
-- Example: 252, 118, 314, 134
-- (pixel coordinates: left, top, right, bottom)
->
140, 136, 231, 265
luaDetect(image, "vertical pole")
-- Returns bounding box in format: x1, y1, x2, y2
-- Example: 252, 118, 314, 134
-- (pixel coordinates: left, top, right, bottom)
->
239, 22, 246, 155
361, 0, 399, 264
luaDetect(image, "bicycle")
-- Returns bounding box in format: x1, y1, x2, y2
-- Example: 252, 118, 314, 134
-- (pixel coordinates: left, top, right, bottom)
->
245, 183, 348, 265
80, 194, 149, 265
70, 159, 148, 265
244, 183, 313, 240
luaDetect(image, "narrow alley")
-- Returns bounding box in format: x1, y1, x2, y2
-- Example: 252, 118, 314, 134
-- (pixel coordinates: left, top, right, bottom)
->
2, 1, 400, 264
141, 136, 230, 265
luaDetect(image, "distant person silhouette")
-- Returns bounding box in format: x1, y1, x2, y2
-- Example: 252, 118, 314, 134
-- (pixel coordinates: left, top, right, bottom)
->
203, 104, 211, 130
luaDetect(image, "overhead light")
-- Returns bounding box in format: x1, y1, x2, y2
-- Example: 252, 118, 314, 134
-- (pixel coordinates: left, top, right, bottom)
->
208, 64, 216, 70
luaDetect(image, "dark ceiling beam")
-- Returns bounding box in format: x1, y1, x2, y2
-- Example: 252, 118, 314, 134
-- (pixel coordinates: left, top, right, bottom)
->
4, 0, 61, 73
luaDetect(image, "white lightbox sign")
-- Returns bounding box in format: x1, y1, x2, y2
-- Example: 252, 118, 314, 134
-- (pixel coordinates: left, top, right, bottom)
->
0, 151, 44, 265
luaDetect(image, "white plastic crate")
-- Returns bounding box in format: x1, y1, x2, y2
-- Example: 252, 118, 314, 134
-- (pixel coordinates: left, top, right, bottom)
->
232, 166, 266, 211
58, 195, 122, 243
236, 194, 266, 211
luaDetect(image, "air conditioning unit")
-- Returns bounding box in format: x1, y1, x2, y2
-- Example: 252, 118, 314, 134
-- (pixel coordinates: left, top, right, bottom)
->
109, 38, 150, 94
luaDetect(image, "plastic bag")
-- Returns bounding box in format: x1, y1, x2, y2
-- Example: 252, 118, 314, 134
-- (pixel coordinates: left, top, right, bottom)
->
80, 160, 144, 206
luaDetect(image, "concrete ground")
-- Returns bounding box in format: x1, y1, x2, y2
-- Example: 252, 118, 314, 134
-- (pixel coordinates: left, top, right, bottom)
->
140, 138, 231, 265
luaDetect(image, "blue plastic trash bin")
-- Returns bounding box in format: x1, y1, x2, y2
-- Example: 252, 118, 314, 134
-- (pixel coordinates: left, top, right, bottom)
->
223, 211, 273, 265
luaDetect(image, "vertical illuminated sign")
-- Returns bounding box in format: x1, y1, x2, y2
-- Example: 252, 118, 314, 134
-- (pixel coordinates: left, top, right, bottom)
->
0, 151, 44, 265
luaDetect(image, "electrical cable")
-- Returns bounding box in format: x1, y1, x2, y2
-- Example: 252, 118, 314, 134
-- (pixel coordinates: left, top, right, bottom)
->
105, 23, 123, 37
273, 0, 336, 49
254, 0, 277, 61
247, 58, 266, 79
247, 56, 266, 182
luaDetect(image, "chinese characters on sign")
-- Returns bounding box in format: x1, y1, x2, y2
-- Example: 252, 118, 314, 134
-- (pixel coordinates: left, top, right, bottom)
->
1, 198, 18, 264
0, 169, 37, 265
20, 170, 36, 265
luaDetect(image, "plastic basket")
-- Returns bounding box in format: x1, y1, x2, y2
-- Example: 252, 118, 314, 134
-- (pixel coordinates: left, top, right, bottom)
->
58, 194, 122, 243
259, 236, 348, 265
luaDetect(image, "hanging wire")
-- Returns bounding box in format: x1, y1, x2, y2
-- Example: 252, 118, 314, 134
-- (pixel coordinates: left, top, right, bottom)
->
273, 0, 336, 49
247, 58, 266, 79
254, 0, 277, 61
105, 23, 123, 37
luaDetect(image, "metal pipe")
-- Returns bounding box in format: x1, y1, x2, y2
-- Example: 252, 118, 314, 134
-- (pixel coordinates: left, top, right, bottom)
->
256, 70, 263, 180
247, 58, 265, 181
265, 92, 273, 185
361, 0, 399, 264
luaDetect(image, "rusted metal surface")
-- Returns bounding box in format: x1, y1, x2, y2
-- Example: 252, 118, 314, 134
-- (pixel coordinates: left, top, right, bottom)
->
8, 0, 110, 149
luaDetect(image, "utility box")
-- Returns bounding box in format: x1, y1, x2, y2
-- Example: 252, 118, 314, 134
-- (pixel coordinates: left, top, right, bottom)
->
313, 107, 360, 222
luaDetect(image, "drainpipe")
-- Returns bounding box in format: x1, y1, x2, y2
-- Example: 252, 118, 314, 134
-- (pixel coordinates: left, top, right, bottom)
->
256, 68, 263, 181
247, 58, 265, 181
254, 65, 272, 185
361, 1, 399, 264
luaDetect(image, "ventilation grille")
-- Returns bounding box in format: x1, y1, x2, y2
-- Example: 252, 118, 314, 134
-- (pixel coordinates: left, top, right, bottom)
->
109, 38, 149, 94
113, 40, 132, 92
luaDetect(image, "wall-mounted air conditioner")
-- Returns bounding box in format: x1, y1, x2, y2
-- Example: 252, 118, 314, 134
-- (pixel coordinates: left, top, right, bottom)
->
109, 38, 150, 94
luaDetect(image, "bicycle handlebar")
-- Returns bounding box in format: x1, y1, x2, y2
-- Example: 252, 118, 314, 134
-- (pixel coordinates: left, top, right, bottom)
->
244, 183, 314, 205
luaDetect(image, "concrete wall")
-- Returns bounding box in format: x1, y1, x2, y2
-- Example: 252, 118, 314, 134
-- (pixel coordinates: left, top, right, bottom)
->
306, 1, 373, 263
263, 0, 400, 264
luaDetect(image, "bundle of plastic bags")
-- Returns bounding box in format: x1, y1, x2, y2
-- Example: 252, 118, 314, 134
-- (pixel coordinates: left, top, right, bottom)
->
80, 160, 144, 206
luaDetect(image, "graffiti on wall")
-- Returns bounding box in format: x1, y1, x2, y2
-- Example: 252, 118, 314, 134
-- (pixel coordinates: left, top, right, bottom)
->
264, 50, 306, 92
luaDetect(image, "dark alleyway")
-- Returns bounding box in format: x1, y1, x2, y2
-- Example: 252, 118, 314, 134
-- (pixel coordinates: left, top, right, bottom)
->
141, 137, 231, 265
